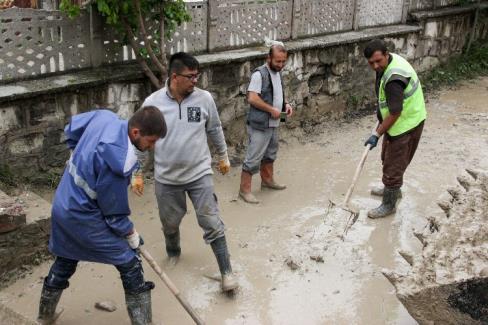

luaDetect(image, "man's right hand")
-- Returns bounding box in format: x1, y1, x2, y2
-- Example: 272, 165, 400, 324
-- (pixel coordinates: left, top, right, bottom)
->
364, 135, 379, 150
270, 107, 281, 119
131, 173, 144, 196
126, 229, 143, 249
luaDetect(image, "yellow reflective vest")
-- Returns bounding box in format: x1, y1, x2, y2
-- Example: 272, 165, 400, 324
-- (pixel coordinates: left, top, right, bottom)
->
379, 53, 427, 136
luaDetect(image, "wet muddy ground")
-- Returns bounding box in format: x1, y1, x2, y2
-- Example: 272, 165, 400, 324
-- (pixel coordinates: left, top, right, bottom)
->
1, 77, 488, 324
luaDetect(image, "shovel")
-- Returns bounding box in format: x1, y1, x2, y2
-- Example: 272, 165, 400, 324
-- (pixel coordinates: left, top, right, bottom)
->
138, 248, 205, 325
326, 143, 372, 240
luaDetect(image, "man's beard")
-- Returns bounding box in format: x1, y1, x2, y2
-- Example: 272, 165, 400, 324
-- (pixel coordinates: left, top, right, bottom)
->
132, 137, 144, 151
269, 63, 282, 72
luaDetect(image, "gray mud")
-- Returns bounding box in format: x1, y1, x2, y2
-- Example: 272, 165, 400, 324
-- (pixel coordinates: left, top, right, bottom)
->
1, 78, 488, 324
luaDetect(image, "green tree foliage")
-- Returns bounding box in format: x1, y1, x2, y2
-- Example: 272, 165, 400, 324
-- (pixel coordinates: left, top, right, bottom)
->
60, 0, 191, 88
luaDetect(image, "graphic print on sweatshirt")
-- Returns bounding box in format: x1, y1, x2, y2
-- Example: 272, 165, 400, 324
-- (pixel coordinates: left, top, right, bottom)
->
187, 107, 201, 122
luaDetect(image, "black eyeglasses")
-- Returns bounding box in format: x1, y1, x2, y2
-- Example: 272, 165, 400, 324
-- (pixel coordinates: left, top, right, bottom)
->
176, 73, 201, 81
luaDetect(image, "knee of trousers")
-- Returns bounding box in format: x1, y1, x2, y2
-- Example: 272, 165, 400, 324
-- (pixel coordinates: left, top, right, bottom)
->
44, 257, 78, 290
202, 221, 226, 244
242, 163, 260, 175
117, 257, 154, 295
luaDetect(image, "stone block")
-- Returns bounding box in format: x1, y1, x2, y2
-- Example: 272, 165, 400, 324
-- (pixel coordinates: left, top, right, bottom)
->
8, 134, 45, 155
0, 107, 20, 136
325, 76, 341, 96
385, 37, 406, 52
129, 84, 141, 102
305, 50, 320, 65
0, 191, 26, 234
211, 64, 240, 86
331, 62, 347, 76
443, 23, 451, 38
424, 21, 438, 38
308, 76, 324, 95
117, 103, 132, 119
107, 84, 116, 105
239, 62, 251, 84
440, 39, 450, 56
406, 34, 418, 60
416, 56, 440, 73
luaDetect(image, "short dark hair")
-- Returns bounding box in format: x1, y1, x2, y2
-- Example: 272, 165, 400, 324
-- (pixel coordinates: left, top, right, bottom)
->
363, 39, 388, 59
169, 52, 199, 75
129, 106, 167, 138
269, 44, 287, 57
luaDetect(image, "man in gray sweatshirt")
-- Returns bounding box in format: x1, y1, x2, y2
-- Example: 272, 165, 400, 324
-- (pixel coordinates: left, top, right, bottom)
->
139, 52, 238, 292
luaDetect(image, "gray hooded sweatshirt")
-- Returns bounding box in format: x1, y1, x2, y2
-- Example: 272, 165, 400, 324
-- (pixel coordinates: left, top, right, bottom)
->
142, 84, 227, 185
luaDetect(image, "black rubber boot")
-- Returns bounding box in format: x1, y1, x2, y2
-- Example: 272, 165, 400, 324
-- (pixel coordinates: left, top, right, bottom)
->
368, 187, 400, 219
125, 289, 153, 325
37, 284, 64, 325
164, 231, 181, 257
210, 236, 238, 292
370, 186, 402, 198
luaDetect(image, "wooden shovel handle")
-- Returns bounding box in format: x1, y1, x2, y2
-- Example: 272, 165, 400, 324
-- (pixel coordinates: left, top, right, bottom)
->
342, 144, 371, 207
139, 248, 205, 325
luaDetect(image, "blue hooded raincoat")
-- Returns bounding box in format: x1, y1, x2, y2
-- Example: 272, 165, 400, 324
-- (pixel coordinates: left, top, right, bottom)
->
49, 110, 138, 265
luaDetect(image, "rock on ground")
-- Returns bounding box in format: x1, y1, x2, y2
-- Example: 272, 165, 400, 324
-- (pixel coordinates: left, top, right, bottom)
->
383, 168, 488, 325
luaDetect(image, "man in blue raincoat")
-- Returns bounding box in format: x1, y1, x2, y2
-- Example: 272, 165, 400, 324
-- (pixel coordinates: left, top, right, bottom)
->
37, 106, 166, 325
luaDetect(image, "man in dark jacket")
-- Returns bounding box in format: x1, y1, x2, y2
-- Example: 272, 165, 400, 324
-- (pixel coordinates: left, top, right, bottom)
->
38, 107, 166, 325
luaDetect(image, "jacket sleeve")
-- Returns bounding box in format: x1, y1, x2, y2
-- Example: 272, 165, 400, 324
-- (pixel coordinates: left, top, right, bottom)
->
95, 156, 134, 237
205, 93, 228, 155
64, 111, 98, 150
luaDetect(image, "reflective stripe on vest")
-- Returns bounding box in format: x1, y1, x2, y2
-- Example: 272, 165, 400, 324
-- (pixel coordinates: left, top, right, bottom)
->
68, 157, 97, 200
379, 53, 426, 136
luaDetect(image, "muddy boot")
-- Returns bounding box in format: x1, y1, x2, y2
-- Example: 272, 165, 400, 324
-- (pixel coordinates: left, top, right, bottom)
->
260, 161, 286, 190
239, 170, 259, 204
368, 187, 400, 219
370, 186, 402, 198
125, 287, 153, 325
211, 236, 239, 292
164, 231, 181, 265
37, 284, 64, 325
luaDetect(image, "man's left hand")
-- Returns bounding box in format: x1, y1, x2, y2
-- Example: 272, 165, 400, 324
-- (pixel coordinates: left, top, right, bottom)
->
130, 173, 144, 196
218, 152, 231, 175
285, 103, 293, 117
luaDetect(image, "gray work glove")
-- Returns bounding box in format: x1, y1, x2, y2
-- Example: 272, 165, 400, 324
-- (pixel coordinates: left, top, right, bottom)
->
364, 134, 379, 150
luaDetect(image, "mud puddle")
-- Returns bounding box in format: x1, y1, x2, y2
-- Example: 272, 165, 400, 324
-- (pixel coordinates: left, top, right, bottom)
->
1, 77, 488, 324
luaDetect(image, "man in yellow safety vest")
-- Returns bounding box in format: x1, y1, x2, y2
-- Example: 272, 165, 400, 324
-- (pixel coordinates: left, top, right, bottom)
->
363, 39, 426, 219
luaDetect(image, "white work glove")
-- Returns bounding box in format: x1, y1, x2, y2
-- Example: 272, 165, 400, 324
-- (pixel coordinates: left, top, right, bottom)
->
218, 152, 231, 175
126, 229, 142, 249
130, 171, 144, 196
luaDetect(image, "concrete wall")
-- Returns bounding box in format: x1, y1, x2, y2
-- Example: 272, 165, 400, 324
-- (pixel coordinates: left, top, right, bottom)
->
1, 7, 487, 183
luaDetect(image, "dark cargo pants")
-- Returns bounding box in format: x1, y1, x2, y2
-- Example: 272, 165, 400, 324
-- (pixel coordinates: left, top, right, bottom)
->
381, 121, 424, 188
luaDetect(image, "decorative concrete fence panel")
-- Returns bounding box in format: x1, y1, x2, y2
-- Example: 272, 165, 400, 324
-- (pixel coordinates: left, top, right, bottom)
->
102, 1, 208, 65
0, 8, 91, 81
292, 0, 355, 38
409, 0, 475, 11
409, 0, 436, 11
208, 0, 293, 51
356, 0, 405, 28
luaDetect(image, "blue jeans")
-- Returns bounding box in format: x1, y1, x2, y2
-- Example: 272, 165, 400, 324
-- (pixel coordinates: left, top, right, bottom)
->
44, 255, 153, 295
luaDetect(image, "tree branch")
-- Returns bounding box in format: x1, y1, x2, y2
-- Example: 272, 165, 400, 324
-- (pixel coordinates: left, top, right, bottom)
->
121, 16, 162, 89
159, 1, 168, 73
134, 0, 166, 78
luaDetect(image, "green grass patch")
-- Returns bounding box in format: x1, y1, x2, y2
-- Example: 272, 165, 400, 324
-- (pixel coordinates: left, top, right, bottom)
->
422, 42, 488, 93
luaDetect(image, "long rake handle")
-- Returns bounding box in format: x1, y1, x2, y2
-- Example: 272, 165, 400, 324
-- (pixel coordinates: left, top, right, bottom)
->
139, 248, 205, 325
342, 144, 371, 207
